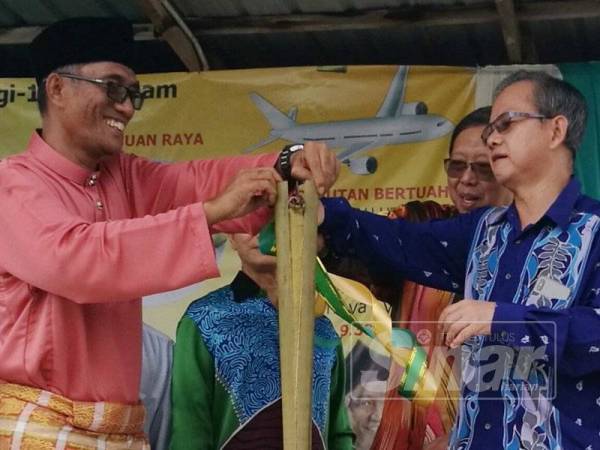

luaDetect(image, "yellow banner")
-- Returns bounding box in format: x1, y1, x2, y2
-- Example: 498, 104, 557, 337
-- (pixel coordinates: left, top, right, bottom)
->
0, 65, 474, 212
1, 67, 473, 448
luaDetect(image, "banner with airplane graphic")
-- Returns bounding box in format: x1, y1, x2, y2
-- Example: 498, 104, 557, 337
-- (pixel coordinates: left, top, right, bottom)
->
0, 65, 475, 212
3, 64, 597, 209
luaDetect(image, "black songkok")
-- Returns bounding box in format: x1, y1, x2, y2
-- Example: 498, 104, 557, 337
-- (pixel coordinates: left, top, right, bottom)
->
30, 17, 134, 86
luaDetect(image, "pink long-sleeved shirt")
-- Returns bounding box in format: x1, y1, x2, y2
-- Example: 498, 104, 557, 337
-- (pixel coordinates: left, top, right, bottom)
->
0, 132, 277, 403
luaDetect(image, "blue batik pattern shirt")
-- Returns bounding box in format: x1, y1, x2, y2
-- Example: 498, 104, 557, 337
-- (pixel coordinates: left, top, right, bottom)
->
185, 285, 339, 435
321, 178, 600, 449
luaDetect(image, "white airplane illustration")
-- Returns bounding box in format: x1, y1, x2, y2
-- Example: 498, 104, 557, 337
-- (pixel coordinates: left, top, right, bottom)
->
243, 66, 454, 175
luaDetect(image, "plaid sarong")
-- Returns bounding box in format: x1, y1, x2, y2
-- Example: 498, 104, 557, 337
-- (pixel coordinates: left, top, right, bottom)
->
0, 381, 149, 449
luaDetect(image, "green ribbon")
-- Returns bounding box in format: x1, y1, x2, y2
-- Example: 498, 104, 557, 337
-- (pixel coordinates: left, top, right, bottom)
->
258, 221, 429, 398
392, 328, 428, 399
258, 221, 373, 337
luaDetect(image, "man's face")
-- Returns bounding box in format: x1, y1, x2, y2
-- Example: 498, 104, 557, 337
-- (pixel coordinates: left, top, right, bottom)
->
487, 81, 554, 189
230, 233, 277, 274
57, 61, 138, 165
346, 383, 385, 450
447, 125, 512, 213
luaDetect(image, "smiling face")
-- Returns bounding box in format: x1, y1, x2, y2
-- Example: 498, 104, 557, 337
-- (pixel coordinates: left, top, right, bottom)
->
51, 61, 138, 168
447, 125, 512, 213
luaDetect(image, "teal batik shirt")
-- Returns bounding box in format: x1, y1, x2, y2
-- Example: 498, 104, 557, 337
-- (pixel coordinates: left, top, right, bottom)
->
170, 272, 354, 450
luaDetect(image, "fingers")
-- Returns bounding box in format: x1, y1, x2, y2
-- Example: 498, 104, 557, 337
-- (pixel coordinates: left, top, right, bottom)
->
246, 167, 281, 183
444, 321, 470, 348
317, 202, 325, 225
437, 302, 459, 335
242, 168, 279, 206
449, 324, 478, 349
205, 167, 280, 225
268, 167, 284, 183
437, 302, 457, 326
250, 179, 277, 206
301, 142, 327, 194
437, 300, 494, 348
238, 168, 279, 208
290, 142, 339, 195
438, 304, 462, 346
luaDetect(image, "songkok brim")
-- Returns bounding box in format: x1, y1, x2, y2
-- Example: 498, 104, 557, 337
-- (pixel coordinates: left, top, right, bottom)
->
30, 17, 134, 86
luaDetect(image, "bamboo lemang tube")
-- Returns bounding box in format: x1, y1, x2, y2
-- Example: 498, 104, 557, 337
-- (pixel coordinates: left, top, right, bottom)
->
276, 180, 318, 450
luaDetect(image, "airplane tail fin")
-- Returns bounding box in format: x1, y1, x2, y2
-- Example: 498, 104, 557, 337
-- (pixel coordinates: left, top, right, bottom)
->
250, 92, 296, 130
376, 66, 408, 118
287, 106, 298, 121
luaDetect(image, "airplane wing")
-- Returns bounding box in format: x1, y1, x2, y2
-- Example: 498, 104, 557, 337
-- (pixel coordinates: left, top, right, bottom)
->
375, 66, 408, 118
241, 135, 281, 153
336, 141, 381, 161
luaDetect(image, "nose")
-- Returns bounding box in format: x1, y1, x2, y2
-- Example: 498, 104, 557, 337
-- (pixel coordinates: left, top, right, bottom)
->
370, 402, 384, 421
486, 127, 503, 149
459, 164, 477, 184
114, 96, 135, 119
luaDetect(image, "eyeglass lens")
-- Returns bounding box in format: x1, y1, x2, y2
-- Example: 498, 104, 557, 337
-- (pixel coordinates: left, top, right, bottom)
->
445, 159, 495, 181
106, 82, 143, 110
481, 112, 512, 143
481, 112, 548, 144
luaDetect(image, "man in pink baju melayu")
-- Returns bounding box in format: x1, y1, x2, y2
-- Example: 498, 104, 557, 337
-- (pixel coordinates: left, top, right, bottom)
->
0, 17, 339, 449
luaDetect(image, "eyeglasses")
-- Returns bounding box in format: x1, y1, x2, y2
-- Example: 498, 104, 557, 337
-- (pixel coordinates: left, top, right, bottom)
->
481, 111, 549, 144
443, 158, 495, 182
56, 72, 144, 110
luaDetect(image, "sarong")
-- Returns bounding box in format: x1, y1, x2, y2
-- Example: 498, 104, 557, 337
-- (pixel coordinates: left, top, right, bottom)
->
0, 381, 149, 449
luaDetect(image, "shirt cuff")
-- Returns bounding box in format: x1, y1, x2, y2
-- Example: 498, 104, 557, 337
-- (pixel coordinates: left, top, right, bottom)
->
491, 302, 530, 347
189, 203, 220, 279
320, 197, 352, 234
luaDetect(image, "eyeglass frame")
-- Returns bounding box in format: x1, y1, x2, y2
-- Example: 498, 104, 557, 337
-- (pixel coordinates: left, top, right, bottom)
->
481, 111, 550, 145
443, 158, 496, 182
55, 72, 144, 110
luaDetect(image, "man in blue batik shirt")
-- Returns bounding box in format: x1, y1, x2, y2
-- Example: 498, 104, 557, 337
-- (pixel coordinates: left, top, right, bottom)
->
319, 71, 600, 449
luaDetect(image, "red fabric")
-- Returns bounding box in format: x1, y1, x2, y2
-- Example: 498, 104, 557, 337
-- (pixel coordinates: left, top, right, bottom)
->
368, 201, 458, 449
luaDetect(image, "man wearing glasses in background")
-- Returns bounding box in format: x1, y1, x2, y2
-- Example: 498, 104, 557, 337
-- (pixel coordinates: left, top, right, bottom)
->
336, 106, 513, 450
444, 105, 512, 214
0, 17, 338, 448
319, 71, 600, 448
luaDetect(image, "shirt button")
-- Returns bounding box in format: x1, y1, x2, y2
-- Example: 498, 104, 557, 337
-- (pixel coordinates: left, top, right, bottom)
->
515, 239, 521, 244
96, 201, 104, 210
484, 422, 492, 430
505, 273, 512, 280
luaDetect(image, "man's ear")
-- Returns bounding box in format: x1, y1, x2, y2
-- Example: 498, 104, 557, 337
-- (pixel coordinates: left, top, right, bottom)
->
44, 73, 68, 109
549, 115, 569, 150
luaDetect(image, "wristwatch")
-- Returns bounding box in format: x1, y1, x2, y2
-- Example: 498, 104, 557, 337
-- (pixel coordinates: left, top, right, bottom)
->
277, 144, 304, 181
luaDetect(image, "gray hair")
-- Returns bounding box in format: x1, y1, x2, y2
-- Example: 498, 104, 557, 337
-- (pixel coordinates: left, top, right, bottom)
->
37, 63, 84, 115
493, 70, 587, 155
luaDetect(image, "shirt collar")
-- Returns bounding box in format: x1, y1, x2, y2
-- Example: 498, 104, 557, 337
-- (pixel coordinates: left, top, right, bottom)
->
27, 130, 97, 185
544, 177, 581, 229
494, 177, 581, 231
231, 271, 263, 302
